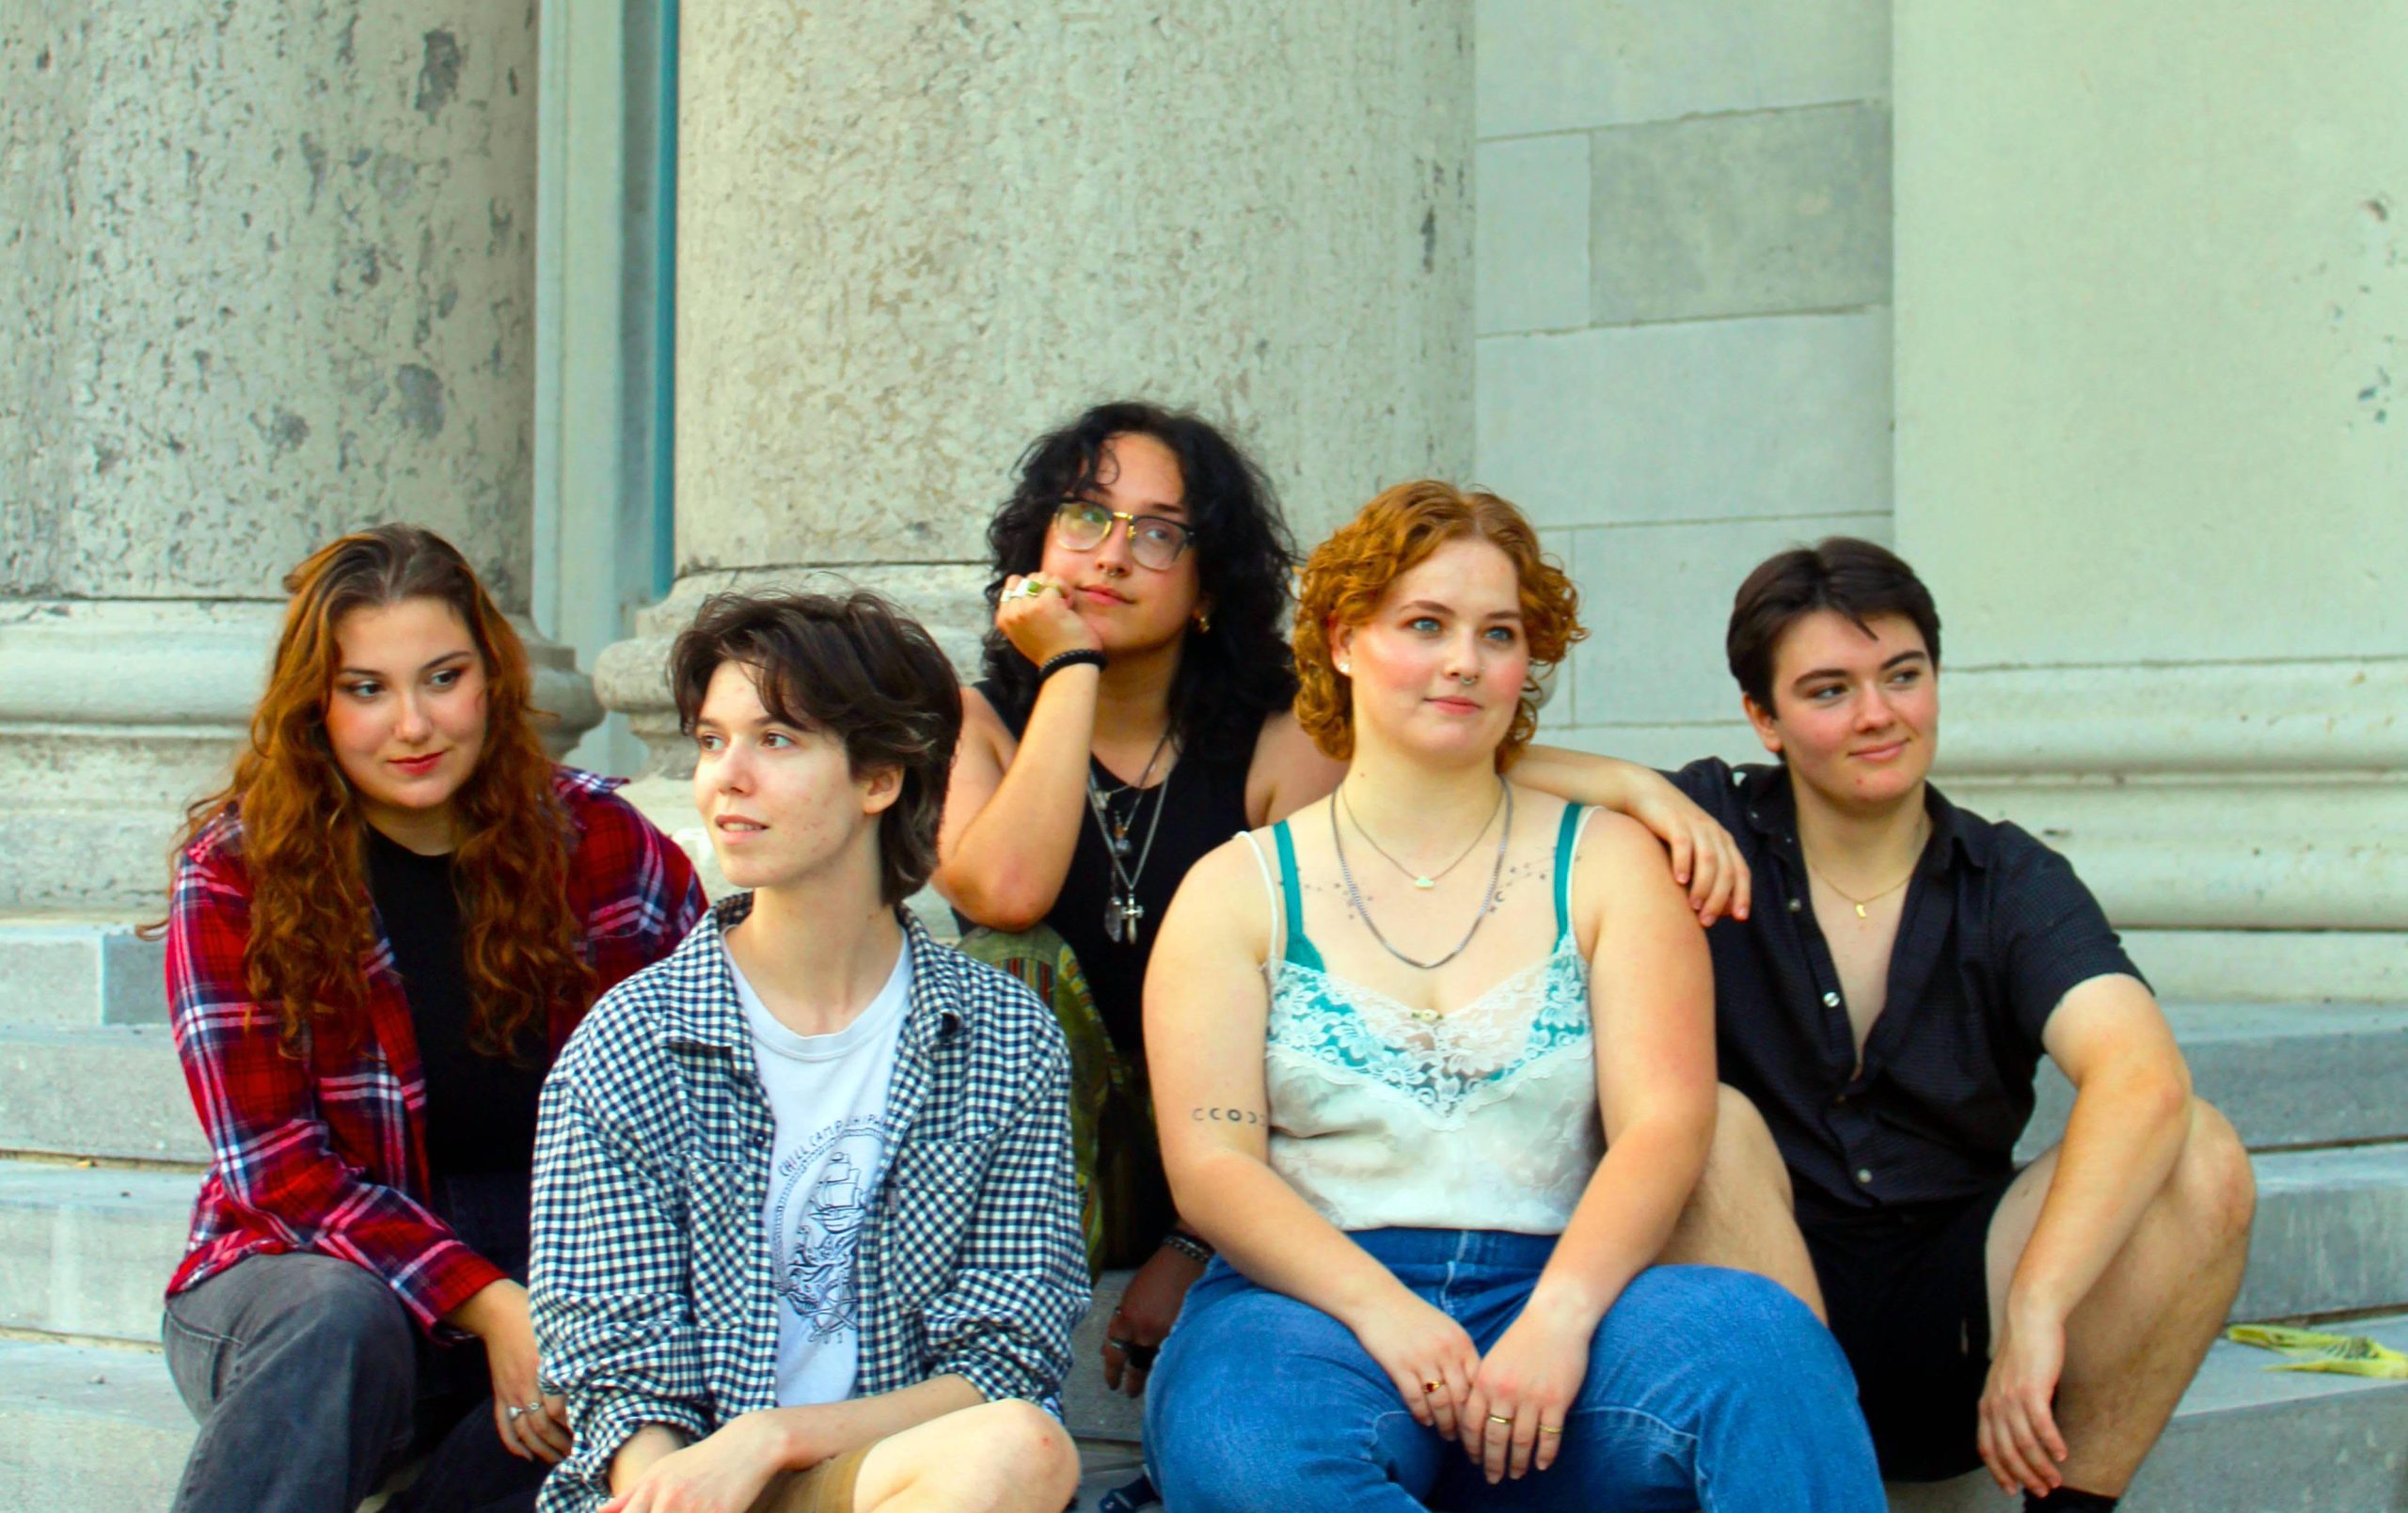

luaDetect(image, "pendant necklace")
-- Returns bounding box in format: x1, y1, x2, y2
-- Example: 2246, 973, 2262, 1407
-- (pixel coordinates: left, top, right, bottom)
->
1331, 779, 1513, 972
1085, 733, 1175, 946
1339, 780, 1505, 890
1803, 817, 1929, 919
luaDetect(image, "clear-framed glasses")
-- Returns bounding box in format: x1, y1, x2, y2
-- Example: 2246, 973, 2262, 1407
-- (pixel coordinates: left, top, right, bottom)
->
1050, 499, 1195, 571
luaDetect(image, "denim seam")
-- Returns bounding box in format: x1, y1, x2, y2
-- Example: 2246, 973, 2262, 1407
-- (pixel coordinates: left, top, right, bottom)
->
1566, 1404, 1709, 1507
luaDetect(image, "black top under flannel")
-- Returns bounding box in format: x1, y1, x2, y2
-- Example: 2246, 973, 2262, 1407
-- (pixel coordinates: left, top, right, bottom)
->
1671, 760, 2144, 1222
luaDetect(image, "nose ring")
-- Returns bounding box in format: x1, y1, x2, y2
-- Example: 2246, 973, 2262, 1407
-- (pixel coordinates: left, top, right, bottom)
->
1455, 671, 1476, 686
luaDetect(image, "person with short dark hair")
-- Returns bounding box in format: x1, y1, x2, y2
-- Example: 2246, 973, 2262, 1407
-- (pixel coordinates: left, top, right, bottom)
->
1656, 538, 2257, 1511
530, 591, 1087, 1513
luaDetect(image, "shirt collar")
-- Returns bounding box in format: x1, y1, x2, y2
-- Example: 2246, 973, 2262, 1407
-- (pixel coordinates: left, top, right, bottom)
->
654, 893, 969, 1050
1735, 764, 1990, 875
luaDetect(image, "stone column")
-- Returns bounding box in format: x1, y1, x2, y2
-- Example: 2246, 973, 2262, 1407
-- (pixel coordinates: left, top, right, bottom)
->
0, 4, 596, 916
595, 2, 1474, 869
1893, 3, 2408, 1001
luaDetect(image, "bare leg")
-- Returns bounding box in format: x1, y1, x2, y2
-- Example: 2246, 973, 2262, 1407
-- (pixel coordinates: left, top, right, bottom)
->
1658, 1084, 1828, 1321
1984, 1097, 2257, 1495
850, 1398, 1081, 1513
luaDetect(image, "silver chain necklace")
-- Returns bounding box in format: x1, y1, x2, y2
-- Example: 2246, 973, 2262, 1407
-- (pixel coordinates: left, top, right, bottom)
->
1330, 780, 1513, 971
1339, 780, 1505, 890
1085, 747, 1174, 946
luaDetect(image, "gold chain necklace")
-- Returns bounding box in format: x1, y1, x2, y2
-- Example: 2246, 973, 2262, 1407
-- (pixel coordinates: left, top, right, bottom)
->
1803, 819, 1929, 919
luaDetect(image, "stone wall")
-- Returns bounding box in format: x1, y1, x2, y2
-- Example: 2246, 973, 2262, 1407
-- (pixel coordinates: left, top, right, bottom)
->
1469, 0, 1893, 767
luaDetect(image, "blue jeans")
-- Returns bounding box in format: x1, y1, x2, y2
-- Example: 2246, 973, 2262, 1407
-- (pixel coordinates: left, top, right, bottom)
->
1144, 1229, 1883, 1512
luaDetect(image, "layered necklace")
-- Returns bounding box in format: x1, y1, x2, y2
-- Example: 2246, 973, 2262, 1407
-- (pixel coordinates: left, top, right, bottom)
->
1084, 728, 1174, 946
1331, 778, 1513, 971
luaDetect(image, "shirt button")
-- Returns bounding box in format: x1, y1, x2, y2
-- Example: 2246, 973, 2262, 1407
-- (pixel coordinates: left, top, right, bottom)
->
1787, 897, 1802, 913
1856, 1168, 1874, 1186
1822, 990, 1842, 1008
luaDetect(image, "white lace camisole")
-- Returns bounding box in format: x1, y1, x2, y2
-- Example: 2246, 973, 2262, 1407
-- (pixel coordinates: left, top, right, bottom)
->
1244, 804, 1604, 1236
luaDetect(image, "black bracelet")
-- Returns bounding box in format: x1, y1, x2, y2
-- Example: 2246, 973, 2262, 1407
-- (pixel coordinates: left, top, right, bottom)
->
1037, 649, 1107, 683
1160, 1231, 1214, 1264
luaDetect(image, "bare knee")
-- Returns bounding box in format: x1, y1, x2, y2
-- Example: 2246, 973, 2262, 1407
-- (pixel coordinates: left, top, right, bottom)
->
2172, 1097, 2256, 1248
940, 1398, 1079, 1510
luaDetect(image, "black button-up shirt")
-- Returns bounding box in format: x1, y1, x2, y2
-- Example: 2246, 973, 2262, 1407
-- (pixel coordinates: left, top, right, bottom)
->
1671, 760, 2144, 1224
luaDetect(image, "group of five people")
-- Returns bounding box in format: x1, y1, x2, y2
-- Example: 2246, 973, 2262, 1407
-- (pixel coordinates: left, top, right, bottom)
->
157, 402, 2254, 1513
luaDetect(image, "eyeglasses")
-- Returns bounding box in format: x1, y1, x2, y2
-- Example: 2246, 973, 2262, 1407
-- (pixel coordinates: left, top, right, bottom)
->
1050, 499, 1195, 572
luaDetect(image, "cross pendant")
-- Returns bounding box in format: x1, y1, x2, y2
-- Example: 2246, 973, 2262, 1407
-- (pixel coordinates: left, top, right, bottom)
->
1120, 896, 1144, 946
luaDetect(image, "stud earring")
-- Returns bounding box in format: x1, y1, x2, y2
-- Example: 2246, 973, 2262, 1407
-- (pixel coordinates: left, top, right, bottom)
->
1193, 609, 1212, 634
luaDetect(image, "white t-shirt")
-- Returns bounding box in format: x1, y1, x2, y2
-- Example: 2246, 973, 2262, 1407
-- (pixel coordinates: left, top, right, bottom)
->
728, 939, 911, 1408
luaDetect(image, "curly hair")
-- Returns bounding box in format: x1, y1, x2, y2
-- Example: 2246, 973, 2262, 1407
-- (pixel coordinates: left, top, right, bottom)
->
166, 526, 591, 1058
978, 401, 1299, 761
1292, 481, 1585, 766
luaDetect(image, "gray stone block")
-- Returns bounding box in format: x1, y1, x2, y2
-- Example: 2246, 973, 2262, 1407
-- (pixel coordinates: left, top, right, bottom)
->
0, 920, 169, 1029
1475, 311, 1893, 529
2021, 1001, 2408, 1156
0, 1341, 192, 1511
2237, 1143, 2408, 1322
1591, 102, 1892, 324
1476, 0, 1890, 137
0, 1027, 205, 1162
0, 1162, 198, 1341
1476, 135, 1590, 335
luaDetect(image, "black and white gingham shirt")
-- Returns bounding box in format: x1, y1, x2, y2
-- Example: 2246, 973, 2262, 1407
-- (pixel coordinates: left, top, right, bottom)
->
1671, 760, 2144, 1221
530, 897, 1088, 1512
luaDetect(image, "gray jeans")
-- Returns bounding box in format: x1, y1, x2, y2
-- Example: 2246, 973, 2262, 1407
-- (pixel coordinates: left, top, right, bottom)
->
163, 1177, 544, 1513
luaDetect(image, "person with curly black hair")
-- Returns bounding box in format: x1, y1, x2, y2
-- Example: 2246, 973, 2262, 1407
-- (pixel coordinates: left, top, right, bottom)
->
934, 401, 1753, 1405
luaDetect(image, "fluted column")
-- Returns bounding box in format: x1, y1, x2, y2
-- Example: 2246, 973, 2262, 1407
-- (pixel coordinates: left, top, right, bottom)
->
1, 3, 595, 914
596, 2, 1475, 855
1893, 2, 2408, 1001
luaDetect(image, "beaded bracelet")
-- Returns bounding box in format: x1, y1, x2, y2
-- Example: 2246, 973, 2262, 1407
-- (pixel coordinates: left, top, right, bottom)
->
1038, 648, 1107, 684
1160, 1231, 1214, 1265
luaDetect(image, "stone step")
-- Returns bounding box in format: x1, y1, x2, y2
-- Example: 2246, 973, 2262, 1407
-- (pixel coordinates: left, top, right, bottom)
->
1890, 1310, 2408, 1512
2238, 1142, 2408, 1322
0, 918, 169, 1031
7, 1319, 2405, 1513
0, 1025, 204, 1162
2022, 1000, 2408, 1157
0, 1160, 198, 1341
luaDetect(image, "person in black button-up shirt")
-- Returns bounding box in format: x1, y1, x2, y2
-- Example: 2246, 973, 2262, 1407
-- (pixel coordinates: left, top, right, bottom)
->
1656, 540, 2256, 1512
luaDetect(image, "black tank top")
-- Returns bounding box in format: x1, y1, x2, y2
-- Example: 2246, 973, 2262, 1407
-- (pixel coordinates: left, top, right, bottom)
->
969, 679, 1253, 1060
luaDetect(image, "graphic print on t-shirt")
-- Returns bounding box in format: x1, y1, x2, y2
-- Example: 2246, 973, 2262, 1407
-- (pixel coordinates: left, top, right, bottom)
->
770, 1114, 890, 1345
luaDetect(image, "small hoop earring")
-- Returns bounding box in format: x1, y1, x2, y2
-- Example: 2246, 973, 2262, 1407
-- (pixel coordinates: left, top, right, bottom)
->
1193, 609, 1212, 634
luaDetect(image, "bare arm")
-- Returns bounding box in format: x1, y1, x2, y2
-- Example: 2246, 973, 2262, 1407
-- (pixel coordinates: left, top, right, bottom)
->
605, 1377, 983, 1509
1511, 747, 1752, 925
1979, 973, 2190, 1493
931, 674, 1100, 931
1456, 810, 1718, 1480
1144, 838, 1482, 1435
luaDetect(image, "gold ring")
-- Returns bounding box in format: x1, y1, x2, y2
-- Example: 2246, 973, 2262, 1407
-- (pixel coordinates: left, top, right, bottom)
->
1422, 1379, 1443, 1395
1486, 1412, 1513, 1426
1538, 1425, 1562, 1436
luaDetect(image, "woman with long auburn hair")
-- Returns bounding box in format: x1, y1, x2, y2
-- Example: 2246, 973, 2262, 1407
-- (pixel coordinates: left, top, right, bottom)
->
157, 524, 704, 1513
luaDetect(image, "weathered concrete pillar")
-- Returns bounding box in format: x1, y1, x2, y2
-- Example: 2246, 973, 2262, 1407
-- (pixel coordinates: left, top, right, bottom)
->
595, 2, 1475, 857
0, 5, 596, 915
1893, 3, 2408, 1000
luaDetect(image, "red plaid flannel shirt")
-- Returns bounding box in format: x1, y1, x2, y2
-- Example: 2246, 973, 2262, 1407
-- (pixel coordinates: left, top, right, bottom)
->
165, 767, 705, 1333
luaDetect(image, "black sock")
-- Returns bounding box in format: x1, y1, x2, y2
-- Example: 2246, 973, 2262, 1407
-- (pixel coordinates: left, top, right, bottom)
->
2024, 1489, 2118, 1513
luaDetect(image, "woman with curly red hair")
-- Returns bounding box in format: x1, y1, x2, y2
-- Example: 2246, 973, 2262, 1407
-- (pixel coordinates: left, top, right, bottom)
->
157, 525, 704, 1513
1140, 483, 1884, 1511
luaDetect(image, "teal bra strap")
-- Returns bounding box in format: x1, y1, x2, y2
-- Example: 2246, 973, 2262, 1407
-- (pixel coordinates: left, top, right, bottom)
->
1271, 821, 1324, 970
1551, 803, 1587, 942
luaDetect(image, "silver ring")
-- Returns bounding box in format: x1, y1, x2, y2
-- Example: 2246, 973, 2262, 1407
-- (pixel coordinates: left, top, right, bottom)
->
505, 1403, 528, 1420
523, 1400, 545, 1414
